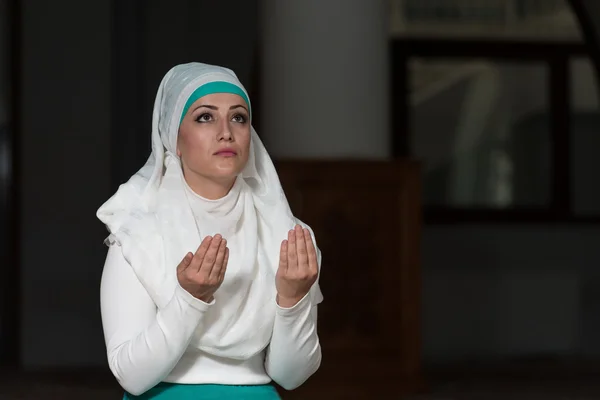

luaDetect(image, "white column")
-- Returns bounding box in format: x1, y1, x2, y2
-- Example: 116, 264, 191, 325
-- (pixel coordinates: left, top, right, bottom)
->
260, 0, 390, 159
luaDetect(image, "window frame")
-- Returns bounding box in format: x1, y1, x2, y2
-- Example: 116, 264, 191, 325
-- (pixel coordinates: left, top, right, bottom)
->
390, 38, 597, 224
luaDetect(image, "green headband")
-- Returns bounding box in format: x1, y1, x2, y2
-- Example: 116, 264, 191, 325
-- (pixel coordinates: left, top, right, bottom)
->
179, 81, 251, 124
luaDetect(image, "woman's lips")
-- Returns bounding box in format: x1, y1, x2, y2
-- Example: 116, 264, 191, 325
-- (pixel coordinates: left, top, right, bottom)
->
214, 150, 237, 157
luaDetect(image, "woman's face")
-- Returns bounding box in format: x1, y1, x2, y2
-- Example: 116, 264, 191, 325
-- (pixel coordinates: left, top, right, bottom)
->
177, 92, 251, 187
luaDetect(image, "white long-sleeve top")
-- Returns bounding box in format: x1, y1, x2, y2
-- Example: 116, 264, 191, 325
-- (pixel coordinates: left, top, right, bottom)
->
100, 245, 321, 396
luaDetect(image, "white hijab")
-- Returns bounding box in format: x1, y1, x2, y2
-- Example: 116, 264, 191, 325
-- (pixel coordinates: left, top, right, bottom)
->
97, 62, 322, 360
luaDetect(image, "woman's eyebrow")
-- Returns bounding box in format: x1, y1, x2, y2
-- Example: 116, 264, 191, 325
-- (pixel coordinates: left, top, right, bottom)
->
192, 104, 218, 112
229, 104, 248, 112
192, 104, 248, 112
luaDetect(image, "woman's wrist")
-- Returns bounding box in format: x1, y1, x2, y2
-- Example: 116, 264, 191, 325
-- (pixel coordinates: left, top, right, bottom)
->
276, 292, 310, 309
276, 294, 303, 308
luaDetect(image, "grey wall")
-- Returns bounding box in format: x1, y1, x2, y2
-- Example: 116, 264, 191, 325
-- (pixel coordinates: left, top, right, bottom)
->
0, 0, 10, 363
19, 0, 112, 366
423, 225, 600, 363
0, 0, 7, 125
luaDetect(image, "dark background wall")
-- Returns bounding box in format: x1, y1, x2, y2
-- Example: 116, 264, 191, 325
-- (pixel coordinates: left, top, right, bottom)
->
3, 0, 600, 369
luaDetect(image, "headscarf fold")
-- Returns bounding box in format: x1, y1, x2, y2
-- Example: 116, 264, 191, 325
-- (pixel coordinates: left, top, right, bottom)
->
97, 62, 322, 360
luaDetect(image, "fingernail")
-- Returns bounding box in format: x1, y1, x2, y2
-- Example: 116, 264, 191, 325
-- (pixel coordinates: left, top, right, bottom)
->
214, 234, 222, 240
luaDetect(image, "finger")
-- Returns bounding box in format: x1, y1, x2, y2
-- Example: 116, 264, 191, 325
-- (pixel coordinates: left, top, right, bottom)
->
219, 247, 229, 282
295, 225, 308, 269
304, 228, 319, 274
190, 236, 212, 271
177, 252, 194, 273
209, 238, 227, 281
287, 228, 298, 270
279, 240, 288, 272
198, 234, 222, 276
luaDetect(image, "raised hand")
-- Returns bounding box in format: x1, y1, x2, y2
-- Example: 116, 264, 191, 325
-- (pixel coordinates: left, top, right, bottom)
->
275, 225, 319, 308
177, 234, 229, 303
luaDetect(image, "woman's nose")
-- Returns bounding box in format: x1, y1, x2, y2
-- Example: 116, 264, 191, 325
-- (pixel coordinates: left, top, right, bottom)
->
219, 120, 233, 141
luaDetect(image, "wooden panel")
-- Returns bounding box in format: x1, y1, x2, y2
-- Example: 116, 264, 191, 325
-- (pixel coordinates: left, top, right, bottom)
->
274, 160, 424, 399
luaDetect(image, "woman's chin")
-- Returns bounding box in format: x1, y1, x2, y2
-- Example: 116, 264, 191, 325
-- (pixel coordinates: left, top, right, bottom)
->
212, 161, 244, 178
212, 167, 242, 181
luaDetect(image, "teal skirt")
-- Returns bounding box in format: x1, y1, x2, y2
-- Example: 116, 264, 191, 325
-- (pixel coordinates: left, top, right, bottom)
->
123, 382, 281, 399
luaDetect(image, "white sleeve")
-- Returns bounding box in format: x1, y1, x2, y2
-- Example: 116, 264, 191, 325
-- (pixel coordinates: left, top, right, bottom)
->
264, 290, 322, 391
100, 244, 212, 396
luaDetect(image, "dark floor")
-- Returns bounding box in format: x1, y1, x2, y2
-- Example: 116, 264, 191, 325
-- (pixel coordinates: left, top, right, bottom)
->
2, 360, 600, 399
0, 369, 121, 399
407, 358, 600, 400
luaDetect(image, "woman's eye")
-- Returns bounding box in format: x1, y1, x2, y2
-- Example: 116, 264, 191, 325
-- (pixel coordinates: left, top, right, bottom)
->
196, 113, 212, 123
232, 114, 247, 123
